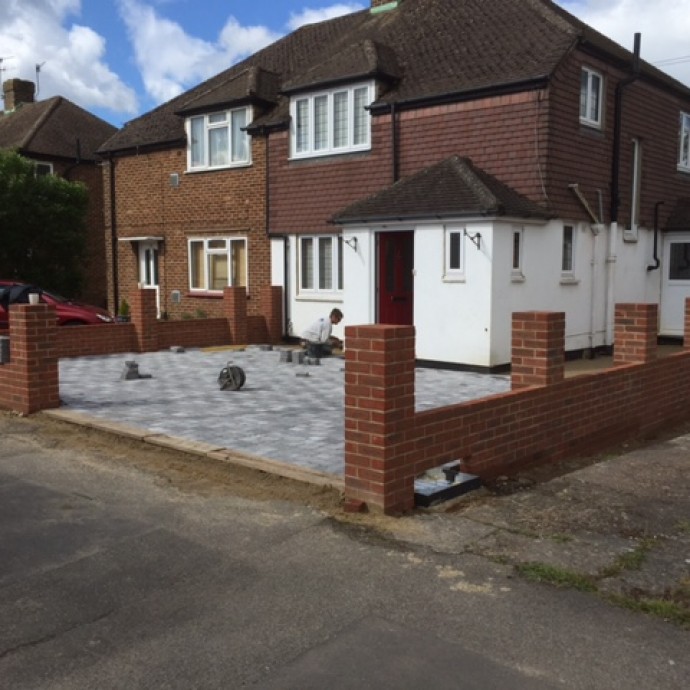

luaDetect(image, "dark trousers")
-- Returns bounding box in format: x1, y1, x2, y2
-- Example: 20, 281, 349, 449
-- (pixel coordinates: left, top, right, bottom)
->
305, 342, 331, 358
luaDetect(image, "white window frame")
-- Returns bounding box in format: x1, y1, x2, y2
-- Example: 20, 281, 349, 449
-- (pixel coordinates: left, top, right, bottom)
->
580, 67, 603, 128
298, 235, 343, 295
443, 226, 465, 281
678, 112, 690, 171
186, 106, 252, 171
511, 226, 525, 281
290, 82, 374, 159
32, 161, 53, 176
560, 224, 578, 283
188, 237, 248, 292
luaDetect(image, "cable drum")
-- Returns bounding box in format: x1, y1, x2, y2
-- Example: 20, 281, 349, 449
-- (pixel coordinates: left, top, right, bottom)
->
218, 364, 246, 391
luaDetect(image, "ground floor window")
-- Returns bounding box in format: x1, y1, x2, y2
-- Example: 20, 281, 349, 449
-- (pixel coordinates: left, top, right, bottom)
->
443, 226, 465, 280
189, 237, 247, 291
299, 235, 343, 293
561, 225, 575, 274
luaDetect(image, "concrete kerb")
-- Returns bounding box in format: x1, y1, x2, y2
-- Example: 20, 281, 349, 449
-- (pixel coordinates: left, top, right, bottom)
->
42, 408, 345, 491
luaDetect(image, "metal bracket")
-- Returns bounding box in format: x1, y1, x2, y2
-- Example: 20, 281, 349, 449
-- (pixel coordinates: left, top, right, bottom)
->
463, 229, 482, 250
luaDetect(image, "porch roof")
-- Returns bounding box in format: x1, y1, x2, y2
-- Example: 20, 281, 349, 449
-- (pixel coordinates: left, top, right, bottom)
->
331, 155, 553, 225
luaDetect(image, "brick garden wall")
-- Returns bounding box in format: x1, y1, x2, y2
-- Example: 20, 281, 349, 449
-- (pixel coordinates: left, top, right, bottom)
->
344, 302, 690, 514
5, 295, 689, 516
0, 305, 60, 415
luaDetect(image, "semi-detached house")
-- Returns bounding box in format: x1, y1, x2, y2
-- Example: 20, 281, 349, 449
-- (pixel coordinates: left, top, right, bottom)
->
99, 0, 690, 368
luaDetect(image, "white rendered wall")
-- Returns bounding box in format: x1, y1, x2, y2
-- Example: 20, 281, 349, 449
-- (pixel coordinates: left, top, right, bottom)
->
282, 235, 346, 342
283, 219, 665, 367
414, 222, 494, 367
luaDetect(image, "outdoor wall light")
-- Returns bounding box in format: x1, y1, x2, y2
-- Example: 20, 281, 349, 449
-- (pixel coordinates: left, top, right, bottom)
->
344, 237, 358, 251
463, 229, 482, 250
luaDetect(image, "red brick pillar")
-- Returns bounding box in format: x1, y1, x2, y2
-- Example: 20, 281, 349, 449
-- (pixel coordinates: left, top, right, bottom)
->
261, 286, 283, 344
511, 311, 565, 390
130, 288, 158, 352
5, 304, 59, 414
684, 298, 690, 350
344, 325, 416, 515
224, 287, 247, 345
614, 303, 658, 364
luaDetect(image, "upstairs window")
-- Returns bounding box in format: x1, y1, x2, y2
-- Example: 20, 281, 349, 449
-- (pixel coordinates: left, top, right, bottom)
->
33, 161, 53, 176
187, 107, 251, 171
291, 83, 374, 158
580, 68, 602, 128
678, 112, 690, 171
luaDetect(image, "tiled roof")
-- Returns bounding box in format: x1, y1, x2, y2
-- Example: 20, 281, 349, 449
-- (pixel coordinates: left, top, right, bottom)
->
281, 39, 401, 94
100, 0, 688, 153
332, 155, 554, 223
0, 96, 116, 161
175, 67, 281, 116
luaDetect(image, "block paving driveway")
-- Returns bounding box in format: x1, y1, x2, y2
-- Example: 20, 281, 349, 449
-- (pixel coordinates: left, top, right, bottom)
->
58, 346, 511, 476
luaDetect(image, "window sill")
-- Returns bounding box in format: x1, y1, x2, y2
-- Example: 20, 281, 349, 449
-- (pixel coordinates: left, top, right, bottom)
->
511, 272, 526, 283
187, 290, 249, 299
559, 276, 579, 286
579, 118, 602, 131
185, 162, 252, 173
677, 164, 690, 175
296, 292, 343, 302
442, 274, 466, 283
289, 147, 371, 163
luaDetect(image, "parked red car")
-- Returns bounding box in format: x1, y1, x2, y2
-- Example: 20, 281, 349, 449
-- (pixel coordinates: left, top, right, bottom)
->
0, 281, 114, 327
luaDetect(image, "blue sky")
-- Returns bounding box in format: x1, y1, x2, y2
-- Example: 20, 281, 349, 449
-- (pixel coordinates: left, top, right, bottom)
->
1, 0, 689, 128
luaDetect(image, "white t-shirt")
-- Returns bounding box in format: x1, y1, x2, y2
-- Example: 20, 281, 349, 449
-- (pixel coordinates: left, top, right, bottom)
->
302, 317, 332, 344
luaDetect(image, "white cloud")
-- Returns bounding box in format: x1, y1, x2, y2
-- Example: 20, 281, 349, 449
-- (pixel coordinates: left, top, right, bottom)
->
117, 0, 281, 104
118, 1, 366, 106
287, 3, 365, 31
557, 0, 690, 87
0, 0, 138, 118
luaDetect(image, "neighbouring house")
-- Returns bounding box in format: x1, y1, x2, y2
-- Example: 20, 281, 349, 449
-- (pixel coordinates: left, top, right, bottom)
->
100, 0, 690, 368
0, 78, 117, 308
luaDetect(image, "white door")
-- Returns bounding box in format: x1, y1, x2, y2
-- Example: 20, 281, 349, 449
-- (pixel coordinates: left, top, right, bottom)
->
660, 234, 690, 336
138, 241, 160, 317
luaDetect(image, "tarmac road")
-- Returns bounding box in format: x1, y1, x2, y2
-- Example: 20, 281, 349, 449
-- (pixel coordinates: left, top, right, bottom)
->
0, 412, 688, 689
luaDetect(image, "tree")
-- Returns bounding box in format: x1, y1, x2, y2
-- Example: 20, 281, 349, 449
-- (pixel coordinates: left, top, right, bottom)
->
0, 150, 89, 296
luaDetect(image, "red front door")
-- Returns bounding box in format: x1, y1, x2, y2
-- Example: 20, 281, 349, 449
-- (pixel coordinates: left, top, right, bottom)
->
378, 231, 414, 325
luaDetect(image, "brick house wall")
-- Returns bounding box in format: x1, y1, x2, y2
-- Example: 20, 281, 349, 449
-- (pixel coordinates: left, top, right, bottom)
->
546, 49, 690, 227
67, 161, 109, 309
268, 91, 550, 234
269, 47, 690, 237
103, 135, 272, 322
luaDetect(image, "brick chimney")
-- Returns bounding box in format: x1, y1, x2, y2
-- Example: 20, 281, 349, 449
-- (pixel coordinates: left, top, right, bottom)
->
3, 79, 36, 112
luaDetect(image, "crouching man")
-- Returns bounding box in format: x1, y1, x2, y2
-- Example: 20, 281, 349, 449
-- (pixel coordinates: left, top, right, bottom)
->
301, 308, 343, 358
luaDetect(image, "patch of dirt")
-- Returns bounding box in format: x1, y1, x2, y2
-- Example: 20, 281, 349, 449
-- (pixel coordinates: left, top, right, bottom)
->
2, 411, 344, 513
